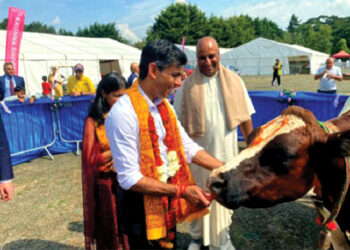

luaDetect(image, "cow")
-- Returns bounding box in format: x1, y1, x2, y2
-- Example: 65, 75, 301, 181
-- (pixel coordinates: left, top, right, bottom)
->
208, 105, 350, 248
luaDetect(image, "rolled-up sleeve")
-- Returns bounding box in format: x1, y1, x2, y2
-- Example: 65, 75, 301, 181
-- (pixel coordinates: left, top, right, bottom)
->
105, 97, 143, 190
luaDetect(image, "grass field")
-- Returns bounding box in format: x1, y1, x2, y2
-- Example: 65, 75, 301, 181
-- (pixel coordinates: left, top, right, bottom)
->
1, 74, 349, 250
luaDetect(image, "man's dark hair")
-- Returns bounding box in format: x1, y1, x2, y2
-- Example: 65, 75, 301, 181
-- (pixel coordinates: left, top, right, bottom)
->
14, 85, 25, 92
139, 40, 187, 80
42, 75, 48, 81
3, 62, 13, 70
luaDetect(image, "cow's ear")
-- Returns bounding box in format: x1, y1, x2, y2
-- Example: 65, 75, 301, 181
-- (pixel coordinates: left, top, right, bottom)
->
325, 130, 350, 157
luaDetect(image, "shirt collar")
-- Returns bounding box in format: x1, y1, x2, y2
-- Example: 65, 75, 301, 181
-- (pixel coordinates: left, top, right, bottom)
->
201, 71, 219, 83
138, 85, 162, 109
201, 71, 219, 81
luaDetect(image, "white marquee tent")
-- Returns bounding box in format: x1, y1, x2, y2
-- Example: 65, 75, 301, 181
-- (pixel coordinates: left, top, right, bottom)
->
175, 44, 231, 67
220, 37, 329, 75
0, 30, 141, 95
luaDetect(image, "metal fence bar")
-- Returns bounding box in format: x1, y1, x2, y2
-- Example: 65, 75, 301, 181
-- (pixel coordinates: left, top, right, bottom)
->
55, 109, 82, 155
10, 109, 57, 160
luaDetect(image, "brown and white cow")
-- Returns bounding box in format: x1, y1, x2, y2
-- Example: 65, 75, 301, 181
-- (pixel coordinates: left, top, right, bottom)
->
208, 106, 350, 246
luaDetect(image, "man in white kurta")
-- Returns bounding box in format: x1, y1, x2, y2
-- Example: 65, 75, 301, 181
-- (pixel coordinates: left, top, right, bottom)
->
174, 37, 255, 250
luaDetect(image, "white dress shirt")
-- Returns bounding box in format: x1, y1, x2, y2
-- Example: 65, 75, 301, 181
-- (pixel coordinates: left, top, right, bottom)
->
4, 75, 17, 98
317, 65, 342, 91
105, 85, 203, 190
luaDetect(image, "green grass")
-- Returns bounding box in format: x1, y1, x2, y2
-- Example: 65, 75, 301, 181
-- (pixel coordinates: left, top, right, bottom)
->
241, 74, 350, 95
1, 74, 349, 249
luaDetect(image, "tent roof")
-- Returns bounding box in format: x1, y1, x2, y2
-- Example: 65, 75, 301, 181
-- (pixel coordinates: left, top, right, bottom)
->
0, 30, 141, 60
332, 50, 350, 58
221, 37, 329, 59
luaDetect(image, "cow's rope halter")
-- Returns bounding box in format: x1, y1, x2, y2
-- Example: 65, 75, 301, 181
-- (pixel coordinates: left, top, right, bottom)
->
316, 121, 350, 248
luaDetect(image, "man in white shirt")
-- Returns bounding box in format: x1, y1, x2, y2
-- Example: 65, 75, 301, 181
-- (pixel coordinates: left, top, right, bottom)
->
174, 37, 255, 250
314, 57, 343, 94
105, 39, 224, 249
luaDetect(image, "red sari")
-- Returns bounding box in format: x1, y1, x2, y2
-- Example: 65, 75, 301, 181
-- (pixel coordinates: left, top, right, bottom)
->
82, 117, 129, 250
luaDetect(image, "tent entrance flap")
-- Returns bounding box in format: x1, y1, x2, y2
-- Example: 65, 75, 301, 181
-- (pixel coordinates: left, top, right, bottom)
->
100, 60, 121, 76
288, 56, 310, 74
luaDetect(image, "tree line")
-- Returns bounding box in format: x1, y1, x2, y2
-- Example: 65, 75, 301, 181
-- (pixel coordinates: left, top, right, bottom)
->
146, 3, 350, 54
0, 18, 128, 44
0, 3, 349, 54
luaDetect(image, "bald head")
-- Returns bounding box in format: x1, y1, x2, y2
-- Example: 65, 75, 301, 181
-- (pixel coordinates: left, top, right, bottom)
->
196, 37, 219, 57
196, 37, 220, 77
326, 57, 334, 70
130, 62, 140, 74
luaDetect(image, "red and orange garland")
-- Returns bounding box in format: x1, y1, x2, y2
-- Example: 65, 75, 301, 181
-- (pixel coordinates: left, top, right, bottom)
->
127, 81, 208, 248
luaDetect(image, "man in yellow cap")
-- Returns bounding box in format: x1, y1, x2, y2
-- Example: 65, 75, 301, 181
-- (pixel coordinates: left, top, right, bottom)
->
66, 63, 95, 96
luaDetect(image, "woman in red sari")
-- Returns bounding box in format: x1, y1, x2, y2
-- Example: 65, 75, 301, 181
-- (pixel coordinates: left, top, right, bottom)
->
82, 72, 129, 250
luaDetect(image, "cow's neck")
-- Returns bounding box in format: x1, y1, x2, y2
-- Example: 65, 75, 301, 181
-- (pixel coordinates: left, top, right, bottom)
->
313, 156, 350, 235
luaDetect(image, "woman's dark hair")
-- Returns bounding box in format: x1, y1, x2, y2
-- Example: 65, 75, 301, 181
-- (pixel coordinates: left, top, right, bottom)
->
89, 72, 126, 125
139, 39, 187, 80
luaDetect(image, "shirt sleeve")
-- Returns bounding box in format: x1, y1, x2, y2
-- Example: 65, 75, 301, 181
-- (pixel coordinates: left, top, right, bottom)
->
86, 77, 96, 93
105, 98, 143, 190
0, 179, 12, 183
337, 67, 343, 77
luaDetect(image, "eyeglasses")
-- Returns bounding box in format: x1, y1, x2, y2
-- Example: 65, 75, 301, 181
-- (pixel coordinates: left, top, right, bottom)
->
197, 54, 218, 62
154, 63, 183, 80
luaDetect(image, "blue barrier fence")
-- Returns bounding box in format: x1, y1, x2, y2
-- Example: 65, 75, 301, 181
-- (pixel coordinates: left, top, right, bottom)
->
1, 91, 348, 166
238, 91, 349, 140
1, 96, 93, 165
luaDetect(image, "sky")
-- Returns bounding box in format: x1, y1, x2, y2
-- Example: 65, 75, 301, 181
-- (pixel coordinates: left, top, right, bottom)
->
0, 0, 350, 43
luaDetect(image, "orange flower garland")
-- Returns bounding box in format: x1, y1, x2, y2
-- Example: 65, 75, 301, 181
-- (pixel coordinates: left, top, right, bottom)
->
147, 103, 183, 247
127, 82, 209, 248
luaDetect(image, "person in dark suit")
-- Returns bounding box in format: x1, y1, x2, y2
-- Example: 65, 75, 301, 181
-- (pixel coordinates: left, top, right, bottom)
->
0, 62, 25, 101
0, 112, 13, 202
126, 62, 139, 88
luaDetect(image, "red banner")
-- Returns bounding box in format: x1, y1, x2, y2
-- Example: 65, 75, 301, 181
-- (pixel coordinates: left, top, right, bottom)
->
5, 7, 26, 75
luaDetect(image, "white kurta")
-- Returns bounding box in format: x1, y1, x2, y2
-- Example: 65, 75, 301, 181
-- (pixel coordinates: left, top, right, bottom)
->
174, 73, 255, 248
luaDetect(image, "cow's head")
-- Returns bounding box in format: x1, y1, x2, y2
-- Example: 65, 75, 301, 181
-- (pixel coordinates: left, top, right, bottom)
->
208, 106, 349, 209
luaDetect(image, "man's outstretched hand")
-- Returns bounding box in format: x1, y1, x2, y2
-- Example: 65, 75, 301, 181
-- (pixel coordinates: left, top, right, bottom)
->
182, 185, 212, 208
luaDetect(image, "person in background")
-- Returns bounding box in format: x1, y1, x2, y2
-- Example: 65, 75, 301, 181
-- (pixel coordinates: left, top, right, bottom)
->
82, 72, 128, 250
0, 62, 25, 101
271, 58, 282, 87
15, 86, 36, 104
0, 111, 14, 202
168, 69, 189, 104
66, 63, 95, 96
174, 36, 255, 250
48, 66, 63, 97
42, 75, 52, 97
314, 57, 343, 94
126, 62, 139, 88
181, 70, 189, 81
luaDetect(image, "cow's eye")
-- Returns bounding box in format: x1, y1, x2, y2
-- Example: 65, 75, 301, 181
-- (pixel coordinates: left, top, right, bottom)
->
259, 146, 296, 175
